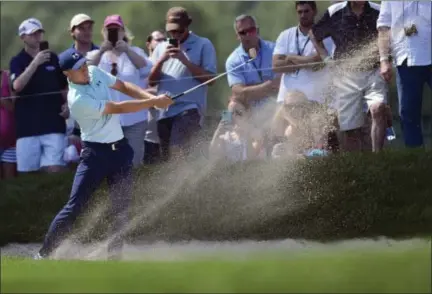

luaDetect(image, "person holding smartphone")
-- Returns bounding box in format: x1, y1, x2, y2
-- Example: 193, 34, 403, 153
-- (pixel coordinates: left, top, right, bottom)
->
88, 15, 152, 168
148, 7, 217, 162
209, 99, 265, 162
9, 18, 68, 174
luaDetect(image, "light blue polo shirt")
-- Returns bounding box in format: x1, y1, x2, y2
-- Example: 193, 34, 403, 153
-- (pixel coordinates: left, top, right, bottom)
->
68, 65, 124, 143
151, 32, 217, 123
225, 39, 276, 108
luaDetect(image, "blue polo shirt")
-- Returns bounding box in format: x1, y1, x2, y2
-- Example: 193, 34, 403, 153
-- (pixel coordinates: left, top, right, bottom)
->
225, 39, 276, 108
59, 43, 99, 65
151, 32, 217, 123
9, 49, 67, 139
68, 65, 124, 143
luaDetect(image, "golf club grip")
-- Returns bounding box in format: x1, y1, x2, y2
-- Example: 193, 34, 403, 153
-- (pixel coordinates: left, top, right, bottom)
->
171, 57, 254, 100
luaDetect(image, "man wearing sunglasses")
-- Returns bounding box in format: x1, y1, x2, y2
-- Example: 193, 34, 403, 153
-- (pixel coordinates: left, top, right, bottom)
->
226, 14, 280, 109
146, 30, 166, 57
148, 7, 217, 162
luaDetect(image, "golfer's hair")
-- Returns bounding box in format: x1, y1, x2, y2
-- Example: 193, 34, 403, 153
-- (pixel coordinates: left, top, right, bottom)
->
295, 1, 317, 11
233, 14, 259, 32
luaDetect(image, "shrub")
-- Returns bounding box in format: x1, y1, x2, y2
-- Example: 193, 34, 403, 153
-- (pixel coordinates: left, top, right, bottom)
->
1, 149, 432, 246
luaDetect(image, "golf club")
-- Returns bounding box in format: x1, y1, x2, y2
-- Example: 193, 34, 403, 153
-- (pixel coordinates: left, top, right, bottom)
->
171, 48, 258, 100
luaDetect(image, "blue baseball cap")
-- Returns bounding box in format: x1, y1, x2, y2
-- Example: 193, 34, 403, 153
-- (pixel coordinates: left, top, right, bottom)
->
60, 52, 87, 71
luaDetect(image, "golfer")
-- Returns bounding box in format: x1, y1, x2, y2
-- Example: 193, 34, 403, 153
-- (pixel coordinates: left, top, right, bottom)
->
35, 52, 172, 259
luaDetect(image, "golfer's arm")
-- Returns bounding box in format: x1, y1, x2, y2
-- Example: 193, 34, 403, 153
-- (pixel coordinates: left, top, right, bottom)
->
103, 99, 157, 114
111, 80, 155, 100
182, 60, 215, 84
378, 27, 391, 60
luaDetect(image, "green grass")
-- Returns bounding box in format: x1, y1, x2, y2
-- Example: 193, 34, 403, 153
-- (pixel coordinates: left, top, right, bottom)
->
1, 244, 430, 293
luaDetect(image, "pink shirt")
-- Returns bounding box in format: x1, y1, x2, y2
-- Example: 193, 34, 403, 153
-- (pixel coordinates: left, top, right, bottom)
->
0, 70, 16, 149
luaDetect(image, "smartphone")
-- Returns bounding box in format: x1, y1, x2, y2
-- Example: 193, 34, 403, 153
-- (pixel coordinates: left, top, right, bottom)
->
39, 40, 49, 51
168, 38, 178, 47
107, 28, 118, 46
221, 110, 233, 123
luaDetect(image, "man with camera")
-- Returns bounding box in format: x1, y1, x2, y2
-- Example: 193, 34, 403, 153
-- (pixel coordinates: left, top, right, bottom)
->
9, 18, 68, 173
377, 1, 432, 148
148, 7, 217, 162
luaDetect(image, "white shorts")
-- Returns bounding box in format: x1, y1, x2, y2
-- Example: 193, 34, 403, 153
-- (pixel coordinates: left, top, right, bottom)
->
16, 133, 66, 172
333, 69, 388, 131
0, 147, 16, 163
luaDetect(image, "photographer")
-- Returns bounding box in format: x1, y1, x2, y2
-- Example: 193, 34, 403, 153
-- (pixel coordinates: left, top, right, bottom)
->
89, 15, 152, 167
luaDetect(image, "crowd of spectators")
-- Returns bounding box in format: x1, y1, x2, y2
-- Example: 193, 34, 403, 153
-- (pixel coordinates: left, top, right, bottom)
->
0, 1, 431, 181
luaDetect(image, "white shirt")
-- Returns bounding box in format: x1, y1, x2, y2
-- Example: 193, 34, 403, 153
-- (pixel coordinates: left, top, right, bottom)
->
273, 26, 335, 104
377, 1, 431, 67
97, 46, 153, 126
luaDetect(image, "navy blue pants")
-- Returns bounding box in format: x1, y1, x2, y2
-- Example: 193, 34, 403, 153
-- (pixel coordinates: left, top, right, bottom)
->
39, 138, 134, 257
396, 61, 432, 147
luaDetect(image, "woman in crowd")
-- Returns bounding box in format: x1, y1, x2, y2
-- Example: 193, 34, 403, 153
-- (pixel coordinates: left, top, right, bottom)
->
0, 69, 17, 179
209, 100, 265, 162
271, 90, 338, 159
90, 14, 152, 167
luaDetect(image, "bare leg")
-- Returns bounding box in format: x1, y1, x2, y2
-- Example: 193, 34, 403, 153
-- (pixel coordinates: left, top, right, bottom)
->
370, 102, 387, 152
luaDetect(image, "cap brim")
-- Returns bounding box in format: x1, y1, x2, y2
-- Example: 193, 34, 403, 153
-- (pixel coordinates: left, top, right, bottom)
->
71, 19, 94, 30
104, 21, 124, 28
166, 22, 181, 31
63, 57, 87, 71
20, 28, 45, 36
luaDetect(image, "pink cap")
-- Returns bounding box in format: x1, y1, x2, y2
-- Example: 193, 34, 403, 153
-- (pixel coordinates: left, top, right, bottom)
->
104, 15, 124, 28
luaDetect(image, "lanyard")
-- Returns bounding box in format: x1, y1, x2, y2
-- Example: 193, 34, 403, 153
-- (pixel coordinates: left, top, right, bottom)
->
296, 27, 310, 56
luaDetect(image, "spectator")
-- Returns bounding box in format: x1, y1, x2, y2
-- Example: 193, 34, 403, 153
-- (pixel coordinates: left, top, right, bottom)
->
144, 29, 166, 165
272, 1, 339, 152
146, 30, 166, 56
59, 14, 99, 63
377, 1, 432, 148
271, 90, 330, 159
148, 7, 217, 162
9, 18, 68, 173
209, 100, 265, 162
226, 14, 279, 109
90, 15, 152, 168
309, 1, 388, 153
0, 69, 17, 179
273, 1, 335, 105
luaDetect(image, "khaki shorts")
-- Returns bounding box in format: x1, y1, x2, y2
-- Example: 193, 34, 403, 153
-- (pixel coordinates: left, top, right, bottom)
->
333, 69, 388, 131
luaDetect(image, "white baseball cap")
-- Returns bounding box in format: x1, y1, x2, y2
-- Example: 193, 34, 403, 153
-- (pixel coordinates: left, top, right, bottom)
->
70, 14, 94, 30
18, 18, 44, 36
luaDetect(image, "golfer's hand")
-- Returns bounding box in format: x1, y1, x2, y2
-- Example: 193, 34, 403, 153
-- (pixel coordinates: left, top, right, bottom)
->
168, 47, 187, 63
152, 94, 174, 109
380, 60, 393, 83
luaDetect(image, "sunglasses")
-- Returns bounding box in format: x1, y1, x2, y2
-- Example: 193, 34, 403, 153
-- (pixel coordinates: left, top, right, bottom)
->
154, 38, 166, 42
237, 27, 257, 36
111, 62, 118, 76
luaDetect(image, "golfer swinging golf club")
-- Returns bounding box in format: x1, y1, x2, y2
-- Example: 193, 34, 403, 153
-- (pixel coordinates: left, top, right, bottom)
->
35, 51, 172, 260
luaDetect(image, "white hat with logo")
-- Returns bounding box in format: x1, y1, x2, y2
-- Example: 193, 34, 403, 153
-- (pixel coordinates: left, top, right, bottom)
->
18, 18, 44, 36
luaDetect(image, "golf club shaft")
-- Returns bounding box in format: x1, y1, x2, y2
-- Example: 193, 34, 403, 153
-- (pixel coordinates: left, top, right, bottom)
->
172, 57, 255, 100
